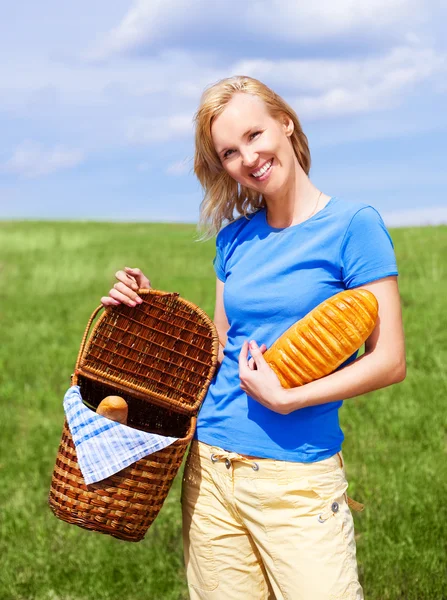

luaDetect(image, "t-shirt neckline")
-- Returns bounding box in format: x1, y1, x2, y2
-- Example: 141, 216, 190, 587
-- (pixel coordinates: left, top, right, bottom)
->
261, 196, 336, 233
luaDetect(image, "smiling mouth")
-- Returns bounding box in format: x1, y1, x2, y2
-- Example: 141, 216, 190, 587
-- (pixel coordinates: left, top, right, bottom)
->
250, 158, 274, 179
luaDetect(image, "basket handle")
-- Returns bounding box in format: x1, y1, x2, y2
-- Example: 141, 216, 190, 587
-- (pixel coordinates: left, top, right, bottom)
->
72, 304, 104, 384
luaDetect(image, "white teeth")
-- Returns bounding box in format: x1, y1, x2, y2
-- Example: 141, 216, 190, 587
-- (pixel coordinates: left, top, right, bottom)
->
252, 160, 272, 178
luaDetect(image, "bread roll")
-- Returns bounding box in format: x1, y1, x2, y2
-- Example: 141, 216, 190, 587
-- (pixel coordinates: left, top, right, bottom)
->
96, 396, 128, 425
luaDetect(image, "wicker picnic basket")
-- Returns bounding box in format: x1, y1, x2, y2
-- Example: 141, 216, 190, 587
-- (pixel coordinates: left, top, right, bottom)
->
48, 289, 219, 542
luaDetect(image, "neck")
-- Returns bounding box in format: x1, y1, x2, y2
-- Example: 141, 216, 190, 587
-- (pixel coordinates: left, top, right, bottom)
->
264, 158, 323, 228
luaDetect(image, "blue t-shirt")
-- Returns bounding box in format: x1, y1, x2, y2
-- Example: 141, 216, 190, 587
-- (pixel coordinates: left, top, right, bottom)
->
195, 196, 398, 462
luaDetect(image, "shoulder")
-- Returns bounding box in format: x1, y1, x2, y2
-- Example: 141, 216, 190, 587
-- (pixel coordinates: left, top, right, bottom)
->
336, 198, 398, 287
329, 197, 389, 237
216, 211, 262, 248
330, 196, 381, 222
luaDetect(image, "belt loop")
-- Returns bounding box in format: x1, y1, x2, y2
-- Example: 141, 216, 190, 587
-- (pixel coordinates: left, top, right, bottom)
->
336, 453, 365, 512
347, 496, 365, 512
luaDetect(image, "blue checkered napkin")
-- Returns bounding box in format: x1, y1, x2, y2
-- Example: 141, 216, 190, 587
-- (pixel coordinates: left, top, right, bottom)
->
63, 385, 178, 485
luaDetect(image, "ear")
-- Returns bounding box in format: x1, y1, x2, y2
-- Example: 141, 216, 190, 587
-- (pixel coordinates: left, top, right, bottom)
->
282, 114, 294, 137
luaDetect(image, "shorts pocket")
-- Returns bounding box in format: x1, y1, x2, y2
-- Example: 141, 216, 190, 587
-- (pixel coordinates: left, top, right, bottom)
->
307, 467, 348, 503
182, 510, 219, 592
181, 458, 219, 592
304, 467, 349, 523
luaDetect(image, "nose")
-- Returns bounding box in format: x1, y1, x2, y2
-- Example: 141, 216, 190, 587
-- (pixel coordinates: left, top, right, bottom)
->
240, 147, 259, 169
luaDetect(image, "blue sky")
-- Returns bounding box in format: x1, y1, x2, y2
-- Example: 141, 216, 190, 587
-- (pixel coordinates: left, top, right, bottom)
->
1, 0, 446, 226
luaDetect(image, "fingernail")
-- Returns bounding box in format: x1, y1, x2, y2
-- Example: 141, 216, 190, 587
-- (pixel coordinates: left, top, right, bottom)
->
249, 340, 257, 348
129, 300, 136, 307
136, 297, 143, 304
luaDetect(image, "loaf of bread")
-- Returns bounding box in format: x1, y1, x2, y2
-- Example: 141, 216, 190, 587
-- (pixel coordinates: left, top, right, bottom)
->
263, 289, 378, 388
96, 396, 128, 425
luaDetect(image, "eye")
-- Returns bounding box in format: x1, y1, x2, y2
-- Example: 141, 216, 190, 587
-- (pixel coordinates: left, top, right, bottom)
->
222, 131, 262, 160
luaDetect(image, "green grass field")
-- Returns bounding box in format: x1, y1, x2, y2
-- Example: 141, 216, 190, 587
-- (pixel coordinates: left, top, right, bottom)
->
1, 221, 446, 600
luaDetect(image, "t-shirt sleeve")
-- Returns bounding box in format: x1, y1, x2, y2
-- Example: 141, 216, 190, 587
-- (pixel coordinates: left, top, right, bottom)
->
340, 206, 398, 288
213, 232, 226, 282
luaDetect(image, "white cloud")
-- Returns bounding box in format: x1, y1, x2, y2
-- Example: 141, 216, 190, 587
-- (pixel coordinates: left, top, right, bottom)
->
166, 157, 192, 176
2, 45, 442, 128
1, 140, 84, 179
90, 0, 426, 59
234, 46, 443, 93
119, 45, 445, 144
0, 0, 445, 222
0, 2, 444, 171
235, 46, 445, 119
87, 0, 195, 60
308, 111, 447, 149
0, 50, 215, 123
127, 114, 193, 144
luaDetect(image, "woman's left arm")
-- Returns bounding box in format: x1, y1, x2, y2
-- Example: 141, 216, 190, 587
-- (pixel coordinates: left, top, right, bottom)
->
239, 275, 406, 414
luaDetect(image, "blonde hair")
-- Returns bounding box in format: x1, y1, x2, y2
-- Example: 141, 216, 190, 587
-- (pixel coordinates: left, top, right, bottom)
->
194, 75, 311, 237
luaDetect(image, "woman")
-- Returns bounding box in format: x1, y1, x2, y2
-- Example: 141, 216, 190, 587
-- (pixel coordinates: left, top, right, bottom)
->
101, 76, 406, 599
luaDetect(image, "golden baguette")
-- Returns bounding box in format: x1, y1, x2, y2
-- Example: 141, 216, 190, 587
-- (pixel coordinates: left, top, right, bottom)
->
263, 289, 378, 388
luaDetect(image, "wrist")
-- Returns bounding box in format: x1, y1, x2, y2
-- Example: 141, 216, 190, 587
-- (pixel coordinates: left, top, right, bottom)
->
281, 386, 306, 414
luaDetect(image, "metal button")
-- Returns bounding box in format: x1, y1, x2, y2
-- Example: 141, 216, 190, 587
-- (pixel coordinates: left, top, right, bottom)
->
252, 462, 259, 471
318, 514, 326, 523
210, 453, 218, 463
331, 501, 339, 513
225, 458, 231, 469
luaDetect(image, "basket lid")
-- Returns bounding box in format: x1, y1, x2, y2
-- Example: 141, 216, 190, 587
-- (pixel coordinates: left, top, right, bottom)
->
75, 289, 219, 415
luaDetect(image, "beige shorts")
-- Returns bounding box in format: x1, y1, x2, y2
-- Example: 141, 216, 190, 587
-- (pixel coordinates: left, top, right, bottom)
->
181, 440, 364, 600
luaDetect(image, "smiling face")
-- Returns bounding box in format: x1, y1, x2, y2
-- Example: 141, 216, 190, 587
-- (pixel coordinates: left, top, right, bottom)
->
211, 93, 296, 198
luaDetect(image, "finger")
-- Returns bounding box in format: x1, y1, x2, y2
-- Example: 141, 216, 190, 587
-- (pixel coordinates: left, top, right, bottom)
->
246, 342, 267, 370
249, 340, 268, 370
109, 287, 139, 307
238, 340, 250, 374
113, 281, 143, 304
101, 296, 121, 307
115, 269, 139, 292
125, 267, 151, 289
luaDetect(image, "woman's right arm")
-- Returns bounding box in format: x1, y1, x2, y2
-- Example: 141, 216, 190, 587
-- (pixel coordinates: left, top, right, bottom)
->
101, 267, 151, 307
214, 278, 230, 364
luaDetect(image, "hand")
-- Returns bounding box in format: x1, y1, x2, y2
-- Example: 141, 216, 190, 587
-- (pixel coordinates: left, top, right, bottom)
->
239, 340, 293, 415
101, 267, 151, 308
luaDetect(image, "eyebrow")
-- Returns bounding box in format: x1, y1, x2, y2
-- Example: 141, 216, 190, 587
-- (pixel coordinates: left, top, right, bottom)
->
218, 127, 260, 156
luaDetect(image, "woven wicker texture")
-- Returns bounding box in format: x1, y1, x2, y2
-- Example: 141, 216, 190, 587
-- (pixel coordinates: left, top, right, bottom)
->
48, 419, 193, 542
77, 289, 219, 415
48, 289, 219, 542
